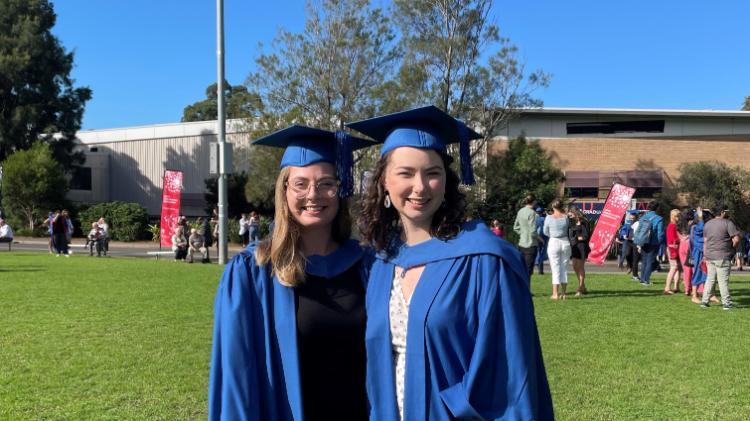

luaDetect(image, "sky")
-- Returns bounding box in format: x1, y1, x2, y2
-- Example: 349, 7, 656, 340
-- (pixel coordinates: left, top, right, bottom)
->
52, 0, 750, 130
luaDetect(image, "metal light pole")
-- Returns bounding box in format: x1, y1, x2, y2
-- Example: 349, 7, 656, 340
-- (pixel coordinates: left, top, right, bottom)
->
216, 0, 228, 264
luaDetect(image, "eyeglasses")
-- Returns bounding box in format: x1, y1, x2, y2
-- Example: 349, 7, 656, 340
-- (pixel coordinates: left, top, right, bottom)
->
285, 178, 340, 199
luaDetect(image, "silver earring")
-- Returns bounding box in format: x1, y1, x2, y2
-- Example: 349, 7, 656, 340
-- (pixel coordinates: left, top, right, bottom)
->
384, 194, 392, 208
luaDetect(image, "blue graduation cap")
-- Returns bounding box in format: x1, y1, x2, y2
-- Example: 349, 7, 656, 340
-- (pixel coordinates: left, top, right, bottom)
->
346, 106, 482, 184
252, 125, 373, 197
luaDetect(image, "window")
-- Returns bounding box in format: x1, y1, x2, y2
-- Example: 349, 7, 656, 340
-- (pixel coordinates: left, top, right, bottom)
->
566, 187, 599, 198
566, 120, 665, 135
632, 187, 661, 199
70, 167, 92, 191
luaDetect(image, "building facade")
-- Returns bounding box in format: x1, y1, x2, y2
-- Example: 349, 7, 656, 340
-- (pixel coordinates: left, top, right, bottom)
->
492, 108, 750, 201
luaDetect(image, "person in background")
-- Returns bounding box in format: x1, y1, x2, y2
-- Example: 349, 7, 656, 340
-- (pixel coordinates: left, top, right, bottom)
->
690, 208, 718, 304
617, 211, 637, 272
700, 205, 740, 310
62, 209, 74, 245
514, 194, 540, 283
97, 217, 110, 256
199, 217, 212, 263
490, 219, 504, 238
568, 206, 590, 296
43, 211, 55, 254
248, 211, 261, 244
86, 222, 104, 257
535, 206, 549, 275
52, 209, 70, 257
630, 212, 642, 281
544, 200, 570, 300
238, 213, 249, 247
187, 228, 207, 264
663, 209, 681, 294
0, 218, 14, 244
637, 201, 665, 286
677, 207, 695, 297
734, 230, 745, 271
171, 226, 188, 261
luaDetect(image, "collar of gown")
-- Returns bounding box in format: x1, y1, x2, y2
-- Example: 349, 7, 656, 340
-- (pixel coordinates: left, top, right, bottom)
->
305, 238, 363, 278
379, 220, 506, 268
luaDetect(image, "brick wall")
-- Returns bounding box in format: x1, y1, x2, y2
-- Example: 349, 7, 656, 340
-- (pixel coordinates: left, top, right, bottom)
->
489, 136, 750, 185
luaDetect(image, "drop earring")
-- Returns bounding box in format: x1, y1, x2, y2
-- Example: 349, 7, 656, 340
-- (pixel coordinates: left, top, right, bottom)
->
384, 193, 392, 208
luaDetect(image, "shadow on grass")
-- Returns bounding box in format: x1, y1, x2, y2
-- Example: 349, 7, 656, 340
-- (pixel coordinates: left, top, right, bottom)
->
0, 266, 47, 273
579, 289, 675, 299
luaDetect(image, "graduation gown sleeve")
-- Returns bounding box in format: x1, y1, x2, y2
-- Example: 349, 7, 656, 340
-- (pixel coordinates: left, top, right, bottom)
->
437, 253, 553, 420
208, 248, 296, 421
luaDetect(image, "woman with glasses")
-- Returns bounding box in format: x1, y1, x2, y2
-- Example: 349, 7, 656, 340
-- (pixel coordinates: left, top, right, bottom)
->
348, 107, 553, 420
208, 126, 372, 421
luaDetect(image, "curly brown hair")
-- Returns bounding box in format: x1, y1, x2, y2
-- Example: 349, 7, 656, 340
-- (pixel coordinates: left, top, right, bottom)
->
358, 150, 466, 254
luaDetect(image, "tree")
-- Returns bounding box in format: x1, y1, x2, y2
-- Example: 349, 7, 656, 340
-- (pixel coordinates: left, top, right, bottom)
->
481, 135, 563, 224
1, 142, 68, 230
241, 0, 401, 202
182, 82, 262, 122
677, 161, 750, 229
204, 171, 254, 217
393, 0, 550, 154
742, 96, 750, 111
0, 0, 92, 170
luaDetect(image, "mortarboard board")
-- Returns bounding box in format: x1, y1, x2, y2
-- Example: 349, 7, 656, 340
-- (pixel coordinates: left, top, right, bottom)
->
346, 106, 482, 184
252, 125, 373, 197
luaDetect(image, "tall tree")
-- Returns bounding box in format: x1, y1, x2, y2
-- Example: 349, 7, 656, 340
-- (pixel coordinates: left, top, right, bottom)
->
0, 0, 92, 170
393, 0, 550, 153
482, 135, 563, 225
1, 142, 68, 230
742, 96, 750, 111
242, 0, 401, 205
182, 82, 262, 122
677, 161, 750, 229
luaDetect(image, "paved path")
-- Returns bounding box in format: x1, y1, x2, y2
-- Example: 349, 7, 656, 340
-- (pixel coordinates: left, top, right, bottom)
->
5, 237, 245, 262
5, 237, 750, 277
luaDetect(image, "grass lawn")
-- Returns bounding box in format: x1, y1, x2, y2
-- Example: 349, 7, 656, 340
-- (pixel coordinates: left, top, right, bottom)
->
2, 253, 750, 419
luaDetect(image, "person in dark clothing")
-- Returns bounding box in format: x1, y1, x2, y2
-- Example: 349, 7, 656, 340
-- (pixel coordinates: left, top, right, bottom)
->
568, 206, 590, 296
51, 210, 70, 257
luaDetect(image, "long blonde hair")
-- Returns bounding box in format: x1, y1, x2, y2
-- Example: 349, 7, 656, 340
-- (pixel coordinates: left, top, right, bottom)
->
255, 166, 352, 287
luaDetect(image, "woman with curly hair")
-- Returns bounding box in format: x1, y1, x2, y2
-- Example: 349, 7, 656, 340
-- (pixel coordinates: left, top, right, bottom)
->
348, 106, 553, 421
208, 126, 372, 420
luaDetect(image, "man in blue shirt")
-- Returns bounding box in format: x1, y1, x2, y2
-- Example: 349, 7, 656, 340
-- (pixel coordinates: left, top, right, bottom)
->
639, 201, 666, 285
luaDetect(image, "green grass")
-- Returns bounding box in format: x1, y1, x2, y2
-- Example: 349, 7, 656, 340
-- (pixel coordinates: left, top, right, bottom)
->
2, 253, 749, 419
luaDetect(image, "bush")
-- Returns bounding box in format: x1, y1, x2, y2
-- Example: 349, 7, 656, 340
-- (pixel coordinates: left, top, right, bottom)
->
78, 202, 150, 242
227, 218, 242, 244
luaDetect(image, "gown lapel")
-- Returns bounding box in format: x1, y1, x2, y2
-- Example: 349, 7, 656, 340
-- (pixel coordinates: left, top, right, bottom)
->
403, 260, 453, 420
273, 279, 304, 420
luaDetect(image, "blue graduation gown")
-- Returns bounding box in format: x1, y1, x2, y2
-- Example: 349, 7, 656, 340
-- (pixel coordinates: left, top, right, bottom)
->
208, 239, 366, 421
366, 221, 554, 420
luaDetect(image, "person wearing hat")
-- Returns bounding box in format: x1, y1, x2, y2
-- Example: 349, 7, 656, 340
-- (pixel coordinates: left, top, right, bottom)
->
349, 106, 553, 420
700, 204, 740, 309
208, 126, 373, 420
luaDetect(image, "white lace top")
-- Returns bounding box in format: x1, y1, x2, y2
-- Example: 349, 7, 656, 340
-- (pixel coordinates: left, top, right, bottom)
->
389, 270, 409, 421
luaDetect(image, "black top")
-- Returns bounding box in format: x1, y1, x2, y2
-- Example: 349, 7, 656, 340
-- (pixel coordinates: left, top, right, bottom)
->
295, 262, 367, 421
568, 221, 590, 246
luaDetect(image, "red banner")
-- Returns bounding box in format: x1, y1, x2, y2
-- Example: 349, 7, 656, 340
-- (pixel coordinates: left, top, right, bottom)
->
160, 170, 183, 248
587, 183, 636, 265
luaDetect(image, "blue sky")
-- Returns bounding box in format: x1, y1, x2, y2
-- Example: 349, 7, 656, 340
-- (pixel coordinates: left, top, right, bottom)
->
52, 0, 750, 130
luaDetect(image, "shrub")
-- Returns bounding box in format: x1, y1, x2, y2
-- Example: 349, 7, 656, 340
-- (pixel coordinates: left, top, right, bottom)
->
78, 202, 149, 242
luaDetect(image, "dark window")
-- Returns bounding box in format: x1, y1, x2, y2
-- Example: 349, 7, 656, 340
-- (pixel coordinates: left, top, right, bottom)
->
70, 167, 92, 191
89, 147, 98, 152
632, 187, 661, 199
566, 187, 599, 198
567, 120, 665, 135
